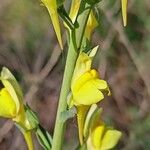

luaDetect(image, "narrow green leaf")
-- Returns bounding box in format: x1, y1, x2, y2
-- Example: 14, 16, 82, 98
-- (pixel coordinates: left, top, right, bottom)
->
36, 125, 52, 150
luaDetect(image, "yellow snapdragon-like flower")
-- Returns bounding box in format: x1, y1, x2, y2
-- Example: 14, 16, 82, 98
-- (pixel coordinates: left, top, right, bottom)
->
84, 104, 122, 150
41, 0, 63, 49
71, 69, 109, 106
69, 46, 110, 107
68, 47, 110, 144
0, 67, 34, 150
121, 0, 128, 26
87, 124, 122, 150
0, 67, 32, 130
68, 0, 98, 40
0, 88, 17, 118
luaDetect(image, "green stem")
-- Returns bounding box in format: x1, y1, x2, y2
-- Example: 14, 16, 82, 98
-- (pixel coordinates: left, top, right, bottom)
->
23, 131, 34, 150
52, 3, 92, 150
52, 36, 77, 150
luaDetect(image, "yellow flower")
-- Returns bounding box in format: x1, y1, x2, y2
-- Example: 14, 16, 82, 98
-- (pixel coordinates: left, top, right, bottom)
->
0, 67, 34, 150
41, 0, 63, 49
0, 88, 31, 130
68, 0, 98, 39
0, 67, 32, 130
71, 69, 109, 106
87, 125, 122, 150
121, 0, 128, 26
84, 104, 122, 150
68, 46, 110, 107
67, 47, 110, 144
0, 88, 17, 118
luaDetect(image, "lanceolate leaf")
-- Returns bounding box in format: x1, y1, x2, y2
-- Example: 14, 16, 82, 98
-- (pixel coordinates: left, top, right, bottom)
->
36, 125, 52, 150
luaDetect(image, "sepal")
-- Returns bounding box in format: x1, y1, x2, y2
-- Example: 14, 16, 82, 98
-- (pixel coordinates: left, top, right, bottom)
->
25, 104, 39, 129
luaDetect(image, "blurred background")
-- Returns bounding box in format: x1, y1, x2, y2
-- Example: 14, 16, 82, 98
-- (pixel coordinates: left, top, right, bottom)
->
0, 0, 150, 149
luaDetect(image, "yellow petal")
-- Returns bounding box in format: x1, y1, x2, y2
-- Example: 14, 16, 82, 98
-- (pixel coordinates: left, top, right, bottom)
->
72, 69, 99, 93
41, 0, 63, 49
77, 106, 90, 144
121, 0, 128, 26
1, 67, 22, 113
72, 53, 92, 83
87, 137, 94, 150
93, 79, 108, 90
91, 125, 105, 149
0, 88, 17, 118
100, 129, 122, 150
83, 104, 99, 138
72, 70, 106, 106
69, 0, 81, 23
72, 47, 98, 83
73, 79, 104, 106
69, 1, 98, 39
85, 11, 98, 40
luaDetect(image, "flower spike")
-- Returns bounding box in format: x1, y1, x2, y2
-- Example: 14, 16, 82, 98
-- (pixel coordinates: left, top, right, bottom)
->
121, 0, 128, 26
67, 47, 111, 146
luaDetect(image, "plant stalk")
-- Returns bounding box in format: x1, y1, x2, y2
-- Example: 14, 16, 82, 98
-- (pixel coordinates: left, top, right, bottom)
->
23, 131, 34, 150
52, 37, 77, 150
52, 3, 92, 150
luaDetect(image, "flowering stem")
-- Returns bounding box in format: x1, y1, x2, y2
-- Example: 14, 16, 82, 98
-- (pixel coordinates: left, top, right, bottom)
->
52, 3, 92, 150
52, 36, 77, 150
